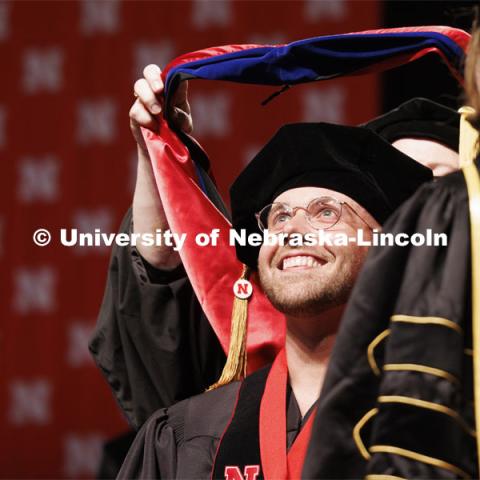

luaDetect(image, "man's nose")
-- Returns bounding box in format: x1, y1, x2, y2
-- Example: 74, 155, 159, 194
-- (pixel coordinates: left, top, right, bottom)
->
282, 210, 310, 234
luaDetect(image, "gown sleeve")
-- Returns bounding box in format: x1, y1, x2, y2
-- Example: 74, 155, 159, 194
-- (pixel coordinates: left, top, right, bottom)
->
89, 208, 226, 429
116, 408, 178, 479
304, 169, 477, 479
117, 381, 240, 479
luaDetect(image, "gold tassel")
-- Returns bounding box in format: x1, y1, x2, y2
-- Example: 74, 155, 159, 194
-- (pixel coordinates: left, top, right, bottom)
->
208, 264, 251, 390
458, 106, 480, 167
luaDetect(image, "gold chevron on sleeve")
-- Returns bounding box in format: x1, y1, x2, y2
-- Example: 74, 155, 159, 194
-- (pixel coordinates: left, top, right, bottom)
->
378, 395, 476, 437
390, 315, 463, 334
367, 329, 390, 376
369, 445, 470, 479
353, 408, 378, 460
383, 363, 459, 385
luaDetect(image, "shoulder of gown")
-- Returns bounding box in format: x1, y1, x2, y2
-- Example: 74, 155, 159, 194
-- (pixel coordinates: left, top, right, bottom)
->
118, 381, 241, 479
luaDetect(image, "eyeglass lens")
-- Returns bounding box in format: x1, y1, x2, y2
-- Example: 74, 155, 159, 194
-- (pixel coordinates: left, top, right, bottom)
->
260, 198, 342, 232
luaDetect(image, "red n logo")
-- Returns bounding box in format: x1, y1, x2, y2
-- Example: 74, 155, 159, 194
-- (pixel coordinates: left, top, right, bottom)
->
232, 279, 253, 299
224, 465, 260, 480
236, 283, 249, 295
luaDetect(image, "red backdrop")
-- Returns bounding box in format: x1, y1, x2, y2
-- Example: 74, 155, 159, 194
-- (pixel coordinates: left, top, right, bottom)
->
0, 1, 379, 477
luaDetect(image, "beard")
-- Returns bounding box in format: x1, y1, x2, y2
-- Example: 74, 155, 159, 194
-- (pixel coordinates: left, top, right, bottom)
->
258, 248, 368, 317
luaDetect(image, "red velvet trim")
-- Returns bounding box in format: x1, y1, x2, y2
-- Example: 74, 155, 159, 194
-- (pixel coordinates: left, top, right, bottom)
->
259, 349, 318, 480
142, 121, 285, 372
259, 349, 288, 480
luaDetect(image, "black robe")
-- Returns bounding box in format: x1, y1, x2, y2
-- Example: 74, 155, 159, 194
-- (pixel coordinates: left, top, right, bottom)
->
117, 365, 315, 479
92, 167, 479, 477
89, 208, 225, 429
303, 163, 478, 479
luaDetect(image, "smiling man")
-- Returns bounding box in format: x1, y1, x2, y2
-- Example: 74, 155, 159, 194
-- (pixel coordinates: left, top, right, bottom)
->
117, 122, 432, 479
258, 188, 373, 315
89, 62, 460, 438
255, 187, 374, 417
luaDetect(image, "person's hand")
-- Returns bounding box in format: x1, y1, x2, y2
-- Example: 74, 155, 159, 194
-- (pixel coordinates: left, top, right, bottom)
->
131, 64, 189, 269
129, 64, 193, 153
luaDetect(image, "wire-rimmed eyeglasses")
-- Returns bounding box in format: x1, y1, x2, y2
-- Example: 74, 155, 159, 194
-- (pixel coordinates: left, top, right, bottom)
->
255, 196, 375, 233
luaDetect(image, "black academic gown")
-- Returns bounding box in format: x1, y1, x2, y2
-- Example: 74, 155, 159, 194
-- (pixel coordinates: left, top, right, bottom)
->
118, 365, 315, 479
303, 164, 478, 479
89, 208, 225, 429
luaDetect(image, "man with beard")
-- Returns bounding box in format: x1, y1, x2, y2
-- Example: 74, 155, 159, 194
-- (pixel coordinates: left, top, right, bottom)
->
89, 65, 460, 437
116, 121, 432, 479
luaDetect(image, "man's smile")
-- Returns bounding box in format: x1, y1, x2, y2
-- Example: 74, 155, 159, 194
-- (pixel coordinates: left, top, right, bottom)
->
277, 253, 329, 271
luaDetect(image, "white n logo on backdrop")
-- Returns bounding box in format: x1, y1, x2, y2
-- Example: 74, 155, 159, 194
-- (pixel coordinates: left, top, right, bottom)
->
18, 155, 59, 203
8, 379, 52, 426
67, 322, 94, 367
23, 47, 63, 94
133, 41, 175, 76
71, 208, 114, 255
77, 99, 116, 145
0, 2, 10, 41
192, 0, 231, 29
304, 0, 346, 22
190, 92, 231, 137
302, 87, 346, 124
64, 434, 105, 476
80, 0, 120, 35
13, 267, 57, 314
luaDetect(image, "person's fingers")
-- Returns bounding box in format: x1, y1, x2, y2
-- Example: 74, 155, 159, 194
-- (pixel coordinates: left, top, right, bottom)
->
129, 99, 159, 131
137, 65, 192, 133
134, 78, 162, 115
143, 64, 164, 95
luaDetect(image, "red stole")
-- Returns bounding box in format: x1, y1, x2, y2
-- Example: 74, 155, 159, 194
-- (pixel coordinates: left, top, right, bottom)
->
260, 348, 317, 479
212, 348, 316, 479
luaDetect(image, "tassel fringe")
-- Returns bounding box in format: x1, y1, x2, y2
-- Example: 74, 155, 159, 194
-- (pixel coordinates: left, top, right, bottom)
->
208, 265, 251, 390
